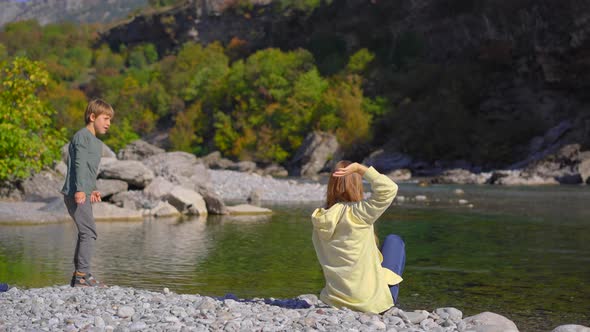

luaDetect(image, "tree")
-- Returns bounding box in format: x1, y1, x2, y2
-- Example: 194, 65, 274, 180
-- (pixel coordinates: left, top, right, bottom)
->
0, 57, 65, 180
169, 102, 206, 154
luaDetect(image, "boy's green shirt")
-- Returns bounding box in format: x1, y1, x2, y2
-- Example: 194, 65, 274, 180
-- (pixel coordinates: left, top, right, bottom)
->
61, 127, 102, 197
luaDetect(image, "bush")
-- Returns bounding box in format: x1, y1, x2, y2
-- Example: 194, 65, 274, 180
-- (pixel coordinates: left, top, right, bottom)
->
0, 57, 66, 180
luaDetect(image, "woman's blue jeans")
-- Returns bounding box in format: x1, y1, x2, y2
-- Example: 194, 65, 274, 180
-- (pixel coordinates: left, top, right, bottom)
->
381, 234, 406, 303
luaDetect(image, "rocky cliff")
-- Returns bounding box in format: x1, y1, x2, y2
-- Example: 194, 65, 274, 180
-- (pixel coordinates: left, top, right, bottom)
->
0, 0, 147, 27
101, 0, 590, 169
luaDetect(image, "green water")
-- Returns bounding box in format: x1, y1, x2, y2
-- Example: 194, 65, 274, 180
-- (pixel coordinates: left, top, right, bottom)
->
1, 184, 589, 331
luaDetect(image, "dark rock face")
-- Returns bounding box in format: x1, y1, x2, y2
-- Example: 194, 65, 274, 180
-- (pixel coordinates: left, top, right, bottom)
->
100, 0, 590, 168
101, 2, 278, 56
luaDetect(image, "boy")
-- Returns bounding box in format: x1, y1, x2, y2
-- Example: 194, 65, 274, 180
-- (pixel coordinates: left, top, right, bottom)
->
61, 99, 113, 287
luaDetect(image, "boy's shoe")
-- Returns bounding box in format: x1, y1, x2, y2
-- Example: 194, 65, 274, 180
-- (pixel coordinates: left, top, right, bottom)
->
71, 271, 107, 288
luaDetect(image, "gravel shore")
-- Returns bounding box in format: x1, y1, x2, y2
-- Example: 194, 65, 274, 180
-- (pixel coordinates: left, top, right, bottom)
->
209, 170, 326, 203
0, 285, 514, 332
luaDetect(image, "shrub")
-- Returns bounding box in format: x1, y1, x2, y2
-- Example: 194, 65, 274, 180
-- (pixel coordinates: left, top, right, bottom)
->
0, 57, 66, 180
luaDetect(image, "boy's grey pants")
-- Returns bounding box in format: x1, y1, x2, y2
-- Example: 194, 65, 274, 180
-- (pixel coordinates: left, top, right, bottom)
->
64, 195, 97, 274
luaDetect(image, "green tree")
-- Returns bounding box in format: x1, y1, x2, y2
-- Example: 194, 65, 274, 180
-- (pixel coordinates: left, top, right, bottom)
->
0, 57, 65, 180
167, 42, 229, 104
346, 48, 375, 74
102, 118, 140, 154
169, 102, 206, 154
213, 48, 321, 162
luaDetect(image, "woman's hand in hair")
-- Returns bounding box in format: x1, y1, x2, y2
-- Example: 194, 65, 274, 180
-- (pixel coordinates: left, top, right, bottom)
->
333, 162, 368, 177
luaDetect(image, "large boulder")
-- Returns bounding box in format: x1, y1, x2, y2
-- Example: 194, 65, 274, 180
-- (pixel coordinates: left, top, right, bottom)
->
117, 139, 165, 161
0, 180, 23, 201
110, 191, 153, 211
147, 201, 181, 218
462, 312, 519, 332
92, 202, 143, 221
200, 151, 235, 169
96, 179, 128, 199
99, 159, 154, 188
552, 325, 590, 332
288, 132, 339, 176
144, 152, 210, 187
143, 177, 176, 200
198, 188, 228, 215
362, 149, 413, 173
21, 170, 64, 200
166, 187, 207, 216
523, 144, 583, 184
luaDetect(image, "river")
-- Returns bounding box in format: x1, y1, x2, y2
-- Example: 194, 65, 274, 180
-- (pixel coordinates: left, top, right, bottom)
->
1, 184, 589, 331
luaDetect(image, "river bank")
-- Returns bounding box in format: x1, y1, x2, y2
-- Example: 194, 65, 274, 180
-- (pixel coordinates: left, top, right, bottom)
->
3, 285, 578, 332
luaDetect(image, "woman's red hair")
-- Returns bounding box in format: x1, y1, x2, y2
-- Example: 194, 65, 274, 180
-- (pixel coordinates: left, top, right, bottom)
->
326, 160, 364, 209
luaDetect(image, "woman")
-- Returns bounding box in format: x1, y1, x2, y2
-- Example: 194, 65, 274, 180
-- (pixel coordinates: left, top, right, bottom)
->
311, 161, 406, 313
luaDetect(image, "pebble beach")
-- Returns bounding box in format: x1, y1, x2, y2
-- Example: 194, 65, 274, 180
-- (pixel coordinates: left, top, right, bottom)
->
0, 285, 523, 332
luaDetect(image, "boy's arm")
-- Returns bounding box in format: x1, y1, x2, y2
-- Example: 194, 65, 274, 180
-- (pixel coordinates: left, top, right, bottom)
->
73, 136, 89, 195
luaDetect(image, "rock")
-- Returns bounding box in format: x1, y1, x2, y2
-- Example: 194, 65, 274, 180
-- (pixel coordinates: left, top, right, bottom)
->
259, 163, 289, 177
387, 169, 412, 181
198, 188, 228, 215
415, 195, 427, 201
403, 311, 428, 324
489, 170, 559, 185
149, 201, 181, 217
21, 170, 64, 200
166, 187, 208, 215
0, 180, 23, 201
55, 161, 68, 176
144, 151, 199, 176
92, 202, 143, 221
110, 191, 152, 210
552, 325, 590, 332
454, 189, 465, 195
434, 307, 463, 322
117, 139, 165, 161
0, 201, 68, 223
144, 152, 210, 190
226, 204, 272, 215
143, 177, 176, 200
99, 160, 155, 188
296, 294, 320, 306
431, 169, 490, 185
201, 151, 235, 169
463, 312, 519, 332
38, 197, 67, 214
247, 189, 263, 206
362, 150, 412, 173
578, 158, 590, 184
288, 131, 339, 177
524, 144, 583, 184
129, 321, 147, 331
96, 179, 128, 198
228, 161, 257, 173
117, 306, 135, 318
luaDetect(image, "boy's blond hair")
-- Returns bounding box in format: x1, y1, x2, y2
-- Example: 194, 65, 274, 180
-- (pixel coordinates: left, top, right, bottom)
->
85, 99, 114, 124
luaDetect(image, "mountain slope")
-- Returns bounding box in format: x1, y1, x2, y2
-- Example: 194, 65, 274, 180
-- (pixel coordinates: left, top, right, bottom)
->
0, 0, 148, 27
